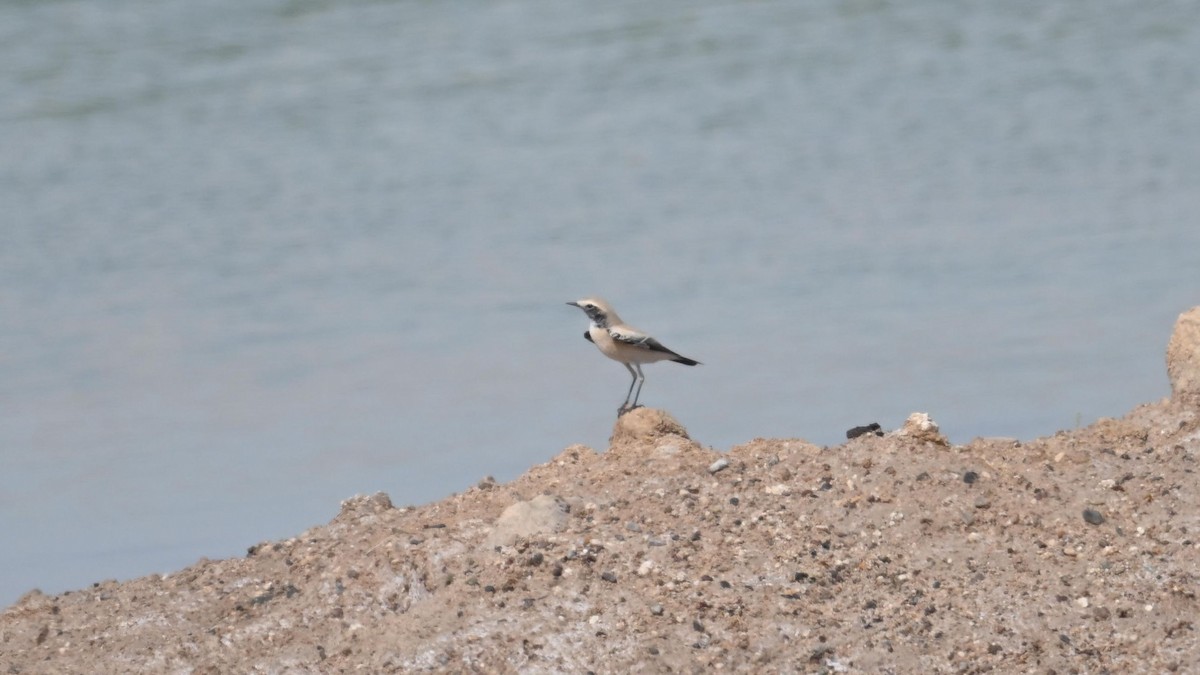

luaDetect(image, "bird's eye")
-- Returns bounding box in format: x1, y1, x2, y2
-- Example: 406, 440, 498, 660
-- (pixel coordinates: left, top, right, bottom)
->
585, 304, 595, 310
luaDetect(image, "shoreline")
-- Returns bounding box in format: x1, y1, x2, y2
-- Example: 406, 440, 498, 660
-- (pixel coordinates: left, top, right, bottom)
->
2, 308, 1197, 672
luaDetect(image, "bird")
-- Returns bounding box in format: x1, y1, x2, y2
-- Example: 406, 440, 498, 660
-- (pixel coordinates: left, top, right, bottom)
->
567, 297, 700, 414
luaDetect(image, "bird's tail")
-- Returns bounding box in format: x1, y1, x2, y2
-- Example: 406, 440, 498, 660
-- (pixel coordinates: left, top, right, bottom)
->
672, 356, 700, 366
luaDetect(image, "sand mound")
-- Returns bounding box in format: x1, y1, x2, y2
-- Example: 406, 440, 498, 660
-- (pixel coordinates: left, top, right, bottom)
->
5, 314, 1200, 672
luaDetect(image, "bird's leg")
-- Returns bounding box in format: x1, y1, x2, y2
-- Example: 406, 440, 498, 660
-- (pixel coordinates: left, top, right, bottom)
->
628, 363, 646, 411
619, 362, 638, 414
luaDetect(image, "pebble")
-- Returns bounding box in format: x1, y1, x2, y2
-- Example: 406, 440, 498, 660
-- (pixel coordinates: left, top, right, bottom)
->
708, 458, 730, 474
963, 471, 979, 484
1083, 509, 1105, 525
846, 422, 882, 439
601, 571, 618, 583
650, 604, 664, 616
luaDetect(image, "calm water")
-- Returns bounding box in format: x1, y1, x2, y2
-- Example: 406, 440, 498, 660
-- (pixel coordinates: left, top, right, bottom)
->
2, 0, 1198, 605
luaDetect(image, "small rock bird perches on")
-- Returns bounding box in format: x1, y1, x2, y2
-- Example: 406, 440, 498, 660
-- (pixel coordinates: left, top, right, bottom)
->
567, 297, 700, 414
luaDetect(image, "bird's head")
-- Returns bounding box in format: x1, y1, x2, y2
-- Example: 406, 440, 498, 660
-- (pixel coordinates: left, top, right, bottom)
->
567, 297, 617, 328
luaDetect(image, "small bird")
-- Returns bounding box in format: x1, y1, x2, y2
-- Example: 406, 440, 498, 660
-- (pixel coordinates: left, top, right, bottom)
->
567, 297, 700, 414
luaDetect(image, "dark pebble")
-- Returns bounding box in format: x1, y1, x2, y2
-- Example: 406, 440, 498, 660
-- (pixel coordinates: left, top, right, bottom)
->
690, 531, 701, 542
648, 646, 659, 655
963, 471, 979, 484
846, 422, 882, 439
719, 580, 732, 589
693, 619, 705, 633
729, 497, 740, 506
601, 571, 618, 583
1082, 509, 1105, 525
527, 552, 544, 566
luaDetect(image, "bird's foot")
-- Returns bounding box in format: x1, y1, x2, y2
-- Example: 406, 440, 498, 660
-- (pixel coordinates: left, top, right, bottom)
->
617, 403, 644, 416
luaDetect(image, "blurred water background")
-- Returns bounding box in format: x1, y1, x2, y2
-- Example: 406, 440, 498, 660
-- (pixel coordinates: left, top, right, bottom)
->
2, 0, 1198, 605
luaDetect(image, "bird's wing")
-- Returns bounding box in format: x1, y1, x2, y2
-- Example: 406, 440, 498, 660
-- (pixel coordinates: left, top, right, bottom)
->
609, 326, 677, 355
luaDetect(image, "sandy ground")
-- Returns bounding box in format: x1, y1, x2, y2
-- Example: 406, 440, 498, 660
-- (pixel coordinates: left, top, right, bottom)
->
3, 309, 1199, 674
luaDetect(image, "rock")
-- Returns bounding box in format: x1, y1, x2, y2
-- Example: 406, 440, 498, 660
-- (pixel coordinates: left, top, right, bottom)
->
611, 407, 690, 443
605, 408, 716, 471
963, 471, 979, 484
846, 422, 882, 439
896, 412, 949, 446
334, 492, 394, 522
1083, 508, 1105, 526
484, 495, 570, 548
1167, 306, 1200, 402
708, 458, 730, 474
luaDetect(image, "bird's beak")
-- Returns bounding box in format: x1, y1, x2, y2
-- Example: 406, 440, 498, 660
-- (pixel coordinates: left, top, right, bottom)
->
566, 301, 580, 307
